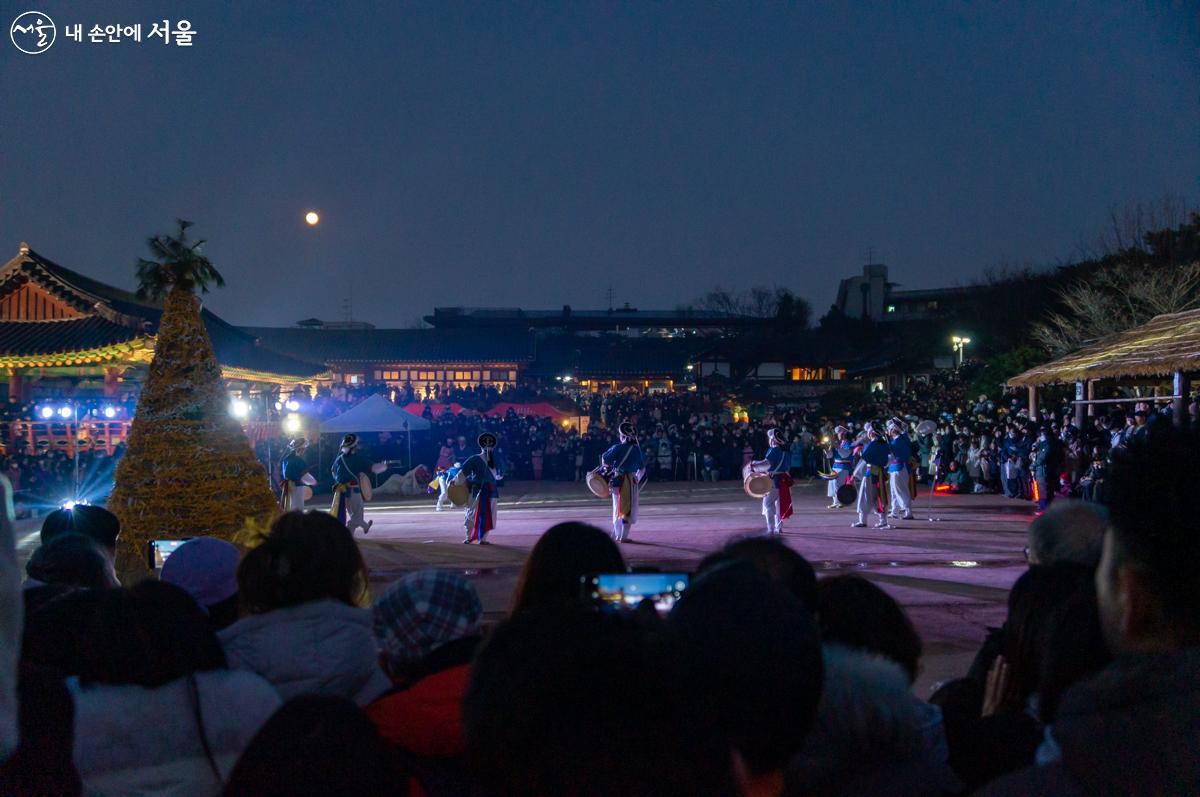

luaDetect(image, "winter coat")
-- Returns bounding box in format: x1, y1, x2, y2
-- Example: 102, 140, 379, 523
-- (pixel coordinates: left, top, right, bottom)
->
981, 647, 1200, 796
367, 663, 471, 759
70, 669, 281, 797
219, 599, 391, 706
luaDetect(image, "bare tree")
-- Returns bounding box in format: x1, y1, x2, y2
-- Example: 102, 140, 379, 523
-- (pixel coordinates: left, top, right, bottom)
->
1033, 261, 1200, 354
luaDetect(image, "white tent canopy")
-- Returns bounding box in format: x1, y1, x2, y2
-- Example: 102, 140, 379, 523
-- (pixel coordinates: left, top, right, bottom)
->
319, 394, 432, 434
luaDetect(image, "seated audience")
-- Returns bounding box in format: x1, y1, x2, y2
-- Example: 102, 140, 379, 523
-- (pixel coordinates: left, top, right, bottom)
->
984, 427, 1200, 794
161, 537, 243, 631
67, 581, 281, 796
464, 604, 738, 796
219, 511, 391, 705
509, 521, 624, 615
368, 570, 482, 763
23, 533, 118, 591
697, 535, 818, 611
787, 645, 958, 797
812, 575, 956, 793
671, 562, 823, 797
1026, 500, 1107, 568
223, 694, 404, 797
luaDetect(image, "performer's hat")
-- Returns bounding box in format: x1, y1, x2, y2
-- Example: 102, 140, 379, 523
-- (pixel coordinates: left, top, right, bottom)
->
864, 422, 879, 437
886, 417, 904, 433
618, 421, 636, 440
478, 432, 498, 450
767, 427, 784, 445
833, 425, 849, 437
339, 433, 359, 452
287, 437, 308, 451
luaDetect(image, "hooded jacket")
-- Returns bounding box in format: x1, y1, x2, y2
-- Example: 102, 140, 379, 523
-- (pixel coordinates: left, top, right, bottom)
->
70, 669, 280, 797
219, 599, 392, 706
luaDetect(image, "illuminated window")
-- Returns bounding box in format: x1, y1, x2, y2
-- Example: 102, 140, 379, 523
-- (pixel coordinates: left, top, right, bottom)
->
886, 305, 896, 313
483, 370, 491, 381
373, 370, 383, 380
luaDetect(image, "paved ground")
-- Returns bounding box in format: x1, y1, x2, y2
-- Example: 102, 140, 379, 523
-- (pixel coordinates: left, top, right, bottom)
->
13, 478, 1031, 696
353, 479, 1033, 696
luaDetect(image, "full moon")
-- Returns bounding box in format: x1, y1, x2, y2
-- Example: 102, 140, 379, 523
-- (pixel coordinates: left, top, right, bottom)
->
304, 211, 319, 226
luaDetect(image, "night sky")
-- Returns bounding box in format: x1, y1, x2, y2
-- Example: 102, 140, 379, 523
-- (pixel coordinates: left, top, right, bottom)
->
3, 2, 1198, 328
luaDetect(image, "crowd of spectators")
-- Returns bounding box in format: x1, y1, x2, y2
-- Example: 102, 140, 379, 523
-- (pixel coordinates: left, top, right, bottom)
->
1, 424, 1196, 795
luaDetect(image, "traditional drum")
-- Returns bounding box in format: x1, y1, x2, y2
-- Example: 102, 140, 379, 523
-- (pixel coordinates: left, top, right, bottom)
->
357, 473, 374, 502
447, 472, 470, 507
586, 468, 610, 499
836, 482, 857, 506
742, 463, 772, 499
301, 485, 314, 503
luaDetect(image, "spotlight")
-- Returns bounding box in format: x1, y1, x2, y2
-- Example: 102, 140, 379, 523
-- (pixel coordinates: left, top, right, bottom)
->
285, 399, 300, 411
103, 406, 116, 419
58, 406, 73, 419
60, 499, 89, 511
284, 413, 302, 433
274, 401, 283, 411
230, 399, 250, 419
39, 406, 54, 419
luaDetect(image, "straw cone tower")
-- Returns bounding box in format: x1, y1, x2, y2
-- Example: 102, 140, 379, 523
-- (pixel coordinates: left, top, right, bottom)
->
109, 222, 276, 577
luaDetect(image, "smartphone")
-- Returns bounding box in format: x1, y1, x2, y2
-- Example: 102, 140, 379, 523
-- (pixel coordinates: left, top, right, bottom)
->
584, 572, 689, 615
146, 539, 191, 570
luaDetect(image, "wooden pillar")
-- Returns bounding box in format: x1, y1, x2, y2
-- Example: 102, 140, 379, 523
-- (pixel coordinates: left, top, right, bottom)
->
7, 369, 22, 402
1074, 382, 1085, 430
1086, 380, 1096, 417
1028, 385, 1038, 418
1173, 371, 1190, 428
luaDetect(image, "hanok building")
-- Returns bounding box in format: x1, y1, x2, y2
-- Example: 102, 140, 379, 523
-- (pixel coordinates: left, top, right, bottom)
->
242, 322, 534, 398
0, 244, 327, 451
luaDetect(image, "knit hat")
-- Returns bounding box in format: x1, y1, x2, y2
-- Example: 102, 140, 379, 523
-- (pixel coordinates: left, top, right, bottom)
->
373, 569, 482, 665
159, 537, 240, 610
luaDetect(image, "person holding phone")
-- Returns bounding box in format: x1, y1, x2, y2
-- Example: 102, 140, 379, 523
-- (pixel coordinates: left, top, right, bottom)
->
750, 427, 792, 535
279, 437, 316, 512
461, 432, 500, 544
601, 422, 645, 543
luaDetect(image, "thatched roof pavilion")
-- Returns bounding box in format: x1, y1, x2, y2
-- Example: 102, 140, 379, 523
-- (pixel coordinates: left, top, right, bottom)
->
1008, 308, 1199, 423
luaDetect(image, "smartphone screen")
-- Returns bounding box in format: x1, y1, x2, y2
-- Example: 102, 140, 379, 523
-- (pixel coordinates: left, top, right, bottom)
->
146, 539, 189, 570
585, 572, 689, 615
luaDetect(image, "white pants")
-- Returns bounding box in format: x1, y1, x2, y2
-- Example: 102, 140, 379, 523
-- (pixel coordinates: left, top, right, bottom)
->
436, 477, 450, 509
856, 474, 883, 524
282, 484, 307, 512
827, 470, 851, 500
889, 468, 912, 515
610, 479, 639, 542
343, 492, 370, 535
762, 487, 782, 532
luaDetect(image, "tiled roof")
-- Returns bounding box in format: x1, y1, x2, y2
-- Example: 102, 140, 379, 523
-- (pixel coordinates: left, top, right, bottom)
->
0, 248, 326, 380
526, 334, 702, 378
0, 317, 147, 356
240, 326, 535, 365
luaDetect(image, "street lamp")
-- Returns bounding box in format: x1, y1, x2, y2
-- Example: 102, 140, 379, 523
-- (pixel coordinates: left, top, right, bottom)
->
951, 335, 972, 368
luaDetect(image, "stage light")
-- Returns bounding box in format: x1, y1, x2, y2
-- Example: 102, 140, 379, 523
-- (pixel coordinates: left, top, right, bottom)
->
230, 399, 250, 419
285, 399, 300, 411
103, 406, 116, 419
60, 499, 89, 511
274, 401, 283, 411
39, 406, 54, 419
284, 413, 301, 433
59, 406, 73, 419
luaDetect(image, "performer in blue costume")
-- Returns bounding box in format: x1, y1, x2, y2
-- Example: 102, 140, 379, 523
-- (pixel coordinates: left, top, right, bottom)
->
825, 425, 855, 509
601, 421, 645, 543
853, 423, 892, 529
279, 437, 317, 512
434, 462, 463, 511
330, 433, 386, 535
750, 428, 793, 535
461, 432, 499, 544
885, 417, 915, 520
